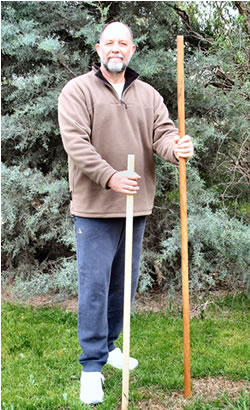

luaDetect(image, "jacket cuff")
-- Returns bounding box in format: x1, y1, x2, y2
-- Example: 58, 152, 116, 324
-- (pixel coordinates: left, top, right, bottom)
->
173, 151, 179, 165
100, 169, 118, 190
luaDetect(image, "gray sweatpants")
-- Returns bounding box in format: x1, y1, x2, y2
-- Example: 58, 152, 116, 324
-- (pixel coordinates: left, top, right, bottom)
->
74, 216, 146, 372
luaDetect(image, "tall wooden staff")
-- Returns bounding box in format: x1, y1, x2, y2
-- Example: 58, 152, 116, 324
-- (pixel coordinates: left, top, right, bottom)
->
122, 154, 135, 410
177, 35, 192, 398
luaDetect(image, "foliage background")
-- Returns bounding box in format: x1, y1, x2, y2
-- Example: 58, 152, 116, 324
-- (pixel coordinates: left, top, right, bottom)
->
1, 1, 249, 299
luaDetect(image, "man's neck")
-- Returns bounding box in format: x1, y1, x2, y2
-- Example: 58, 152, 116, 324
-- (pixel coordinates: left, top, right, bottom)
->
100, 65, 125, 84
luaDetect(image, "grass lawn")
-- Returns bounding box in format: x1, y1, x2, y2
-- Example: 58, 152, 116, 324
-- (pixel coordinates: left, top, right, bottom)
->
1, 292, 250, 409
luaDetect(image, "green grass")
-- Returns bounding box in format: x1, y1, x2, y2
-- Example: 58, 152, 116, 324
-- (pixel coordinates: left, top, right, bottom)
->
1, 293, 250, 409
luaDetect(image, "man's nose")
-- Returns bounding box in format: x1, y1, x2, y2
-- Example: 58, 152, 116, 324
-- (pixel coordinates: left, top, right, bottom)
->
111, 42, 120, 53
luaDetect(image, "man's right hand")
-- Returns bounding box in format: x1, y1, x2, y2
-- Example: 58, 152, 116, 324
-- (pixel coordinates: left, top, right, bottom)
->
107, 171, 141, 194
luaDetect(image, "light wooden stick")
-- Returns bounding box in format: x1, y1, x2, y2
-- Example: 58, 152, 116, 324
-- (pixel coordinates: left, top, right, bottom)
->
177, 35, 191, 398
122, 154, 135, 410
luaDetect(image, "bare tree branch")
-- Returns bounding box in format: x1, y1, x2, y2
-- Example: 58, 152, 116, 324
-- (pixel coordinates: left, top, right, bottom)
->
168, 4, 213, 47
235, 1, 250, 36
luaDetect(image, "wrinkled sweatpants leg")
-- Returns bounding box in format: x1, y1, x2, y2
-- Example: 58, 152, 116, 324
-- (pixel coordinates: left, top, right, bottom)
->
74, 216, 146, 372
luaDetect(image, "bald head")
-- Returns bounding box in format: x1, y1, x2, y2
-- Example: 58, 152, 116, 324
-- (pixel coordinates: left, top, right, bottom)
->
99, 22, 133, 45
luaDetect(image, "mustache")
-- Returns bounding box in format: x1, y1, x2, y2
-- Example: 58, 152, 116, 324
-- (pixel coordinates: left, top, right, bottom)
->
107, 55, 124, 61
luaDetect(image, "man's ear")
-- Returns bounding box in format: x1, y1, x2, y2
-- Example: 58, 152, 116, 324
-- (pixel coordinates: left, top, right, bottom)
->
95, 43, 101, 57
129, 44, 136, 60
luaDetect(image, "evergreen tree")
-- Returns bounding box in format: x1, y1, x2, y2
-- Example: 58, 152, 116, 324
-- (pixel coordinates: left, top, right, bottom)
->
2, 1, 249, 298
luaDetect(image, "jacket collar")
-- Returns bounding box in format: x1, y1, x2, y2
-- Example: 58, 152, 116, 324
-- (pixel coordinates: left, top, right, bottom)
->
93, 63, 139, 92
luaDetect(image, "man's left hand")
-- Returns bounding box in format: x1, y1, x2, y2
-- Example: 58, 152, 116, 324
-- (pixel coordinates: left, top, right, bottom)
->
174, 135, 194, 160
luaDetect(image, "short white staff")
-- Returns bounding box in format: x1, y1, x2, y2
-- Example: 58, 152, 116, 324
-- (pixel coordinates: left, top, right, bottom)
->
122, 154, 135, 410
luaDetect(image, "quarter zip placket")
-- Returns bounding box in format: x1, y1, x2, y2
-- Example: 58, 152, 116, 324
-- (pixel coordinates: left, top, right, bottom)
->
94, 64, 139, 111
104, 82, 128, 109
102, 81, 129, 110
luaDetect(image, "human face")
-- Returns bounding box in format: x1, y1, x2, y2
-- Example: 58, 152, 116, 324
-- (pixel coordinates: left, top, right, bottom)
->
96, 23, 136, 74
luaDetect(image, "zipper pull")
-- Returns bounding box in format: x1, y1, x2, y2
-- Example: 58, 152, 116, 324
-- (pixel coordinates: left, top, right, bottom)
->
121, 99, 128, 110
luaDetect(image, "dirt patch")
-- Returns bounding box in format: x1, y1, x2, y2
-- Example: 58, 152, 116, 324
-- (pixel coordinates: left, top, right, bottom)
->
1, 290, 79, 312
1, 288, 240, 317
134, 289, 244, 319
137, 376, 249, 409
2, 288, 176, 313
134, 290, 175, 313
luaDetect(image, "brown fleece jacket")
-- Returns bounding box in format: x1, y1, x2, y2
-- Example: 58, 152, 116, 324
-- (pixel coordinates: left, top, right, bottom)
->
58, 65, 179, 217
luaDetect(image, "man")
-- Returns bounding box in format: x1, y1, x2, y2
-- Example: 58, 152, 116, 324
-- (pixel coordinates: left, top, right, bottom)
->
58, 21, 193, 405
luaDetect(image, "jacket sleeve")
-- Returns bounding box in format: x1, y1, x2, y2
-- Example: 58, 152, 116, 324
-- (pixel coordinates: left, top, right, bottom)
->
58, 79, 117, 189
152, 90, 179, 165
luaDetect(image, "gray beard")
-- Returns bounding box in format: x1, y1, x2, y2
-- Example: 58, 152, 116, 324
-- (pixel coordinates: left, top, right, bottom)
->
103, 60, 127, 73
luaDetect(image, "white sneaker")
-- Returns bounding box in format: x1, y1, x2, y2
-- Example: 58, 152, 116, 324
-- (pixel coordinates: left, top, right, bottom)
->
80, 371, 104, 404
107, 347, 139, 370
